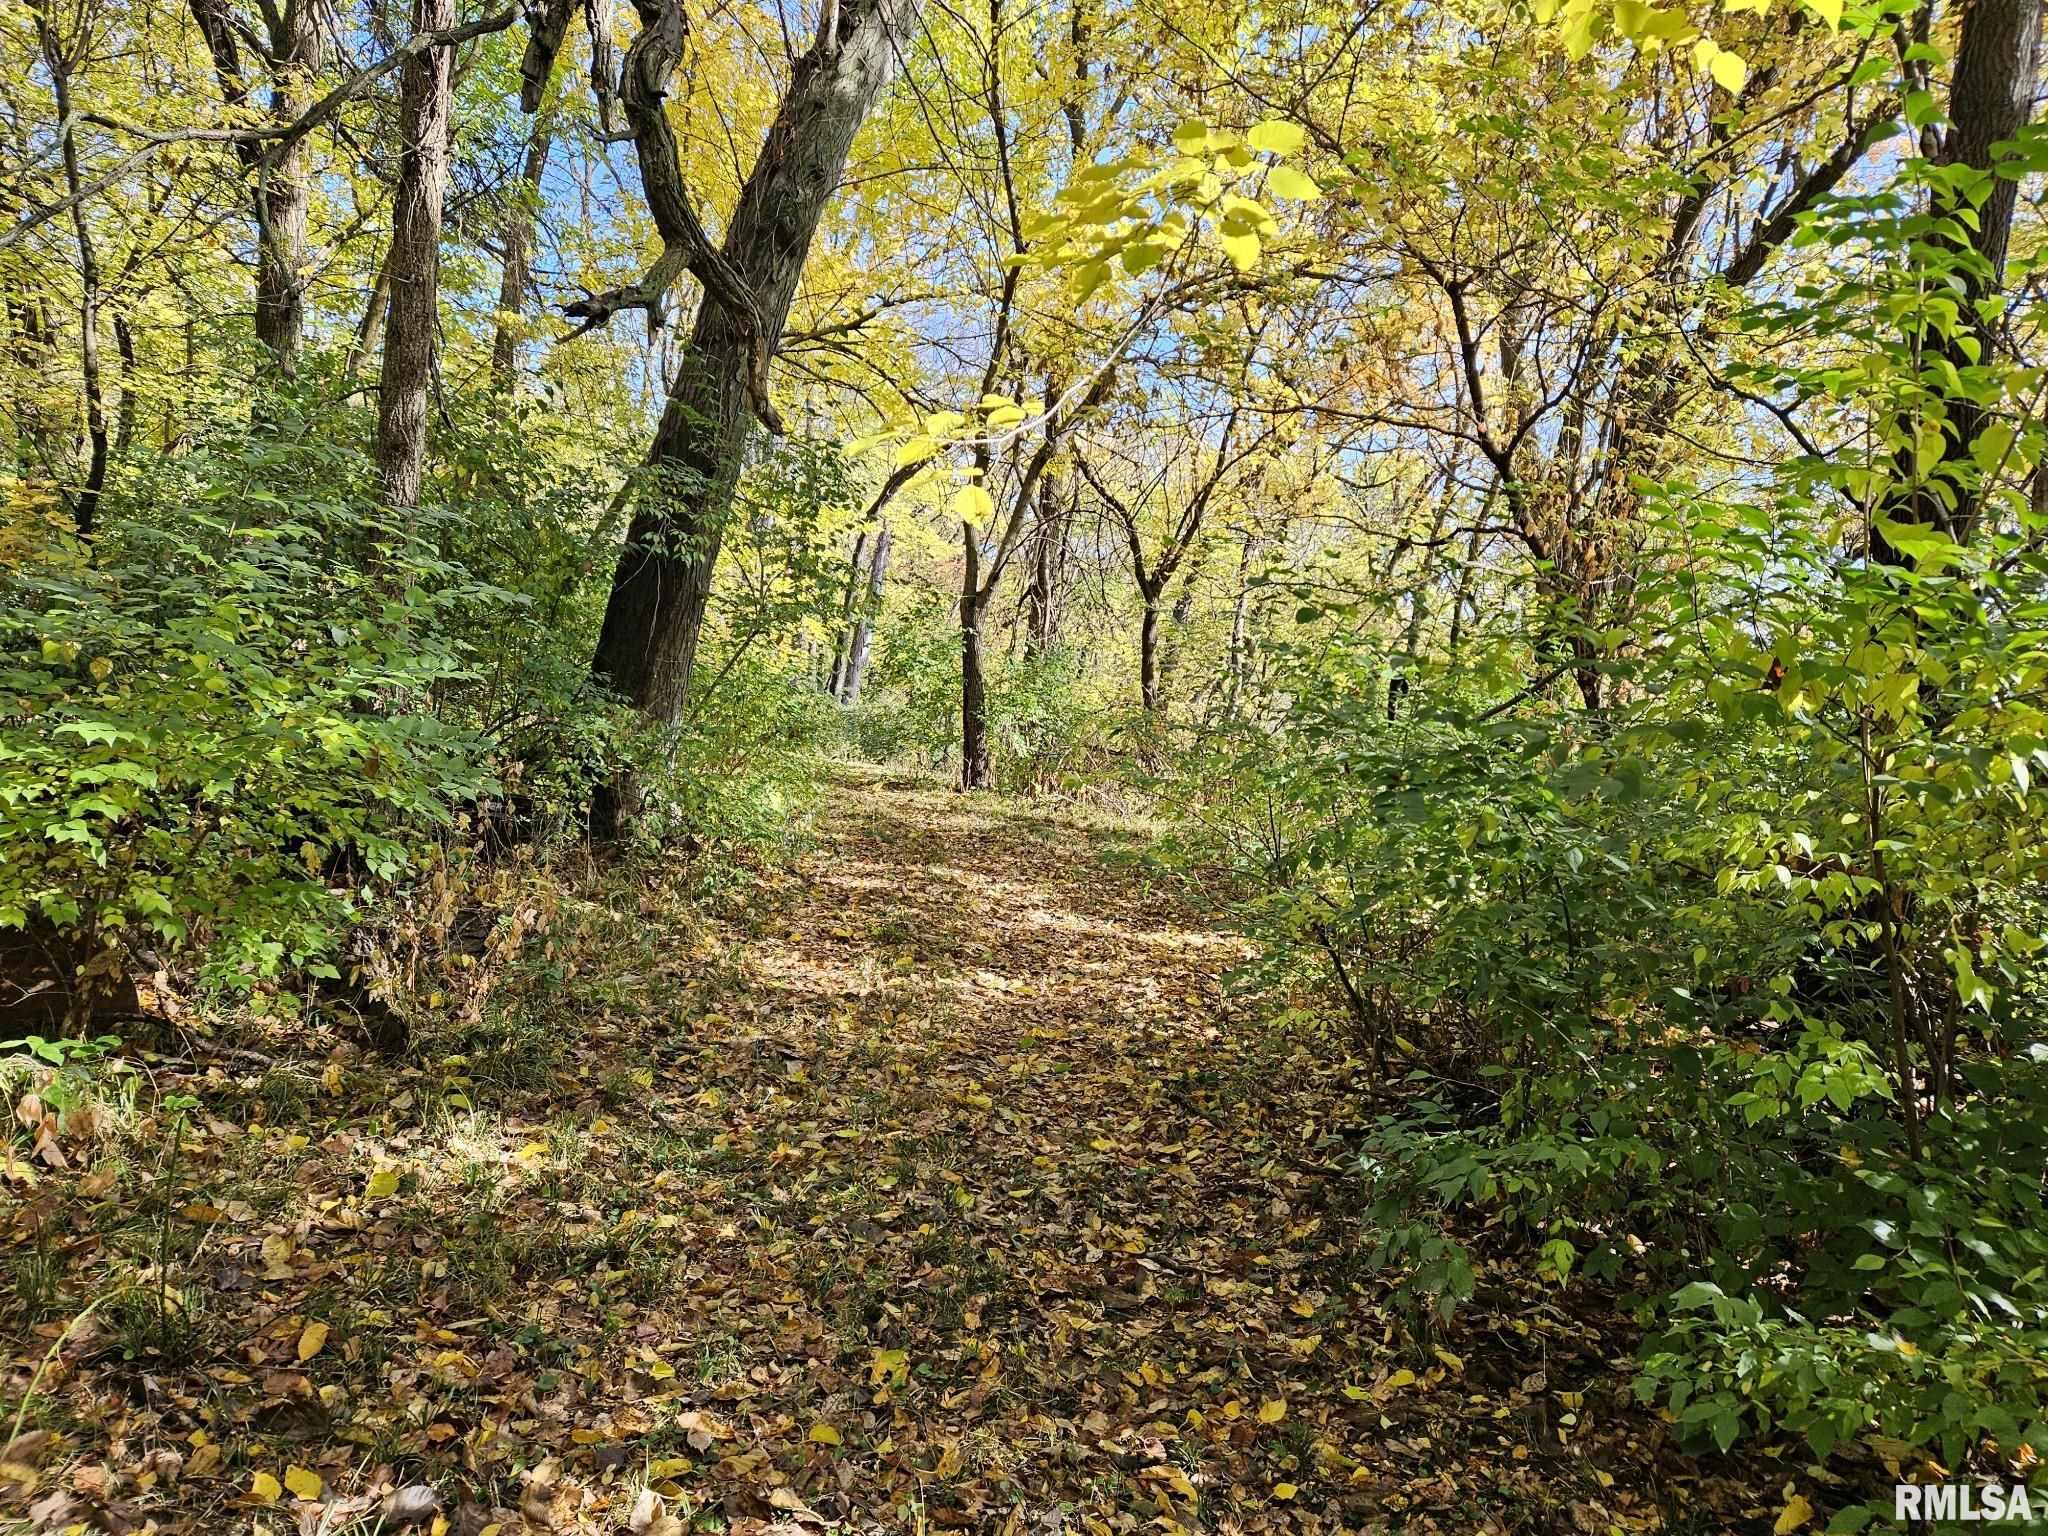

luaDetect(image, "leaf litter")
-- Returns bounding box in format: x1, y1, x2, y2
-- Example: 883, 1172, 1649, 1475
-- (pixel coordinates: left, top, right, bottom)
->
2, 771, 1768, 1532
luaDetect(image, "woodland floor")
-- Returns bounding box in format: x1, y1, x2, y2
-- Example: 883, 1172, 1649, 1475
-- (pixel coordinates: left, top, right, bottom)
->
4, 768, 1785, 1535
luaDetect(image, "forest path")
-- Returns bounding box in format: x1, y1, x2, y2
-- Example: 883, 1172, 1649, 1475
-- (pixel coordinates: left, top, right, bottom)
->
14, 769, 1642, 1536
613, 765, 1394, 1526
415, 766, 1620, 1533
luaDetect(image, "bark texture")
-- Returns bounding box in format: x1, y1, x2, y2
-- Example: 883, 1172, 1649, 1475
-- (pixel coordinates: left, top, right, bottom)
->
35, 1, 107, 536
186, 0, 326, 374
1934, 0, 2043, 542
1024, 470, 1069, 657
375, 0, 458, 510
491, 133, 552, 389
585, 0, 924, 834
840, 524, 890, 706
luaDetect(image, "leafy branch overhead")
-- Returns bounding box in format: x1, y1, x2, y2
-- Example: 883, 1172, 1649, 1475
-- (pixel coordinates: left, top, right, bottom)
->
3, 0, 2048, 1530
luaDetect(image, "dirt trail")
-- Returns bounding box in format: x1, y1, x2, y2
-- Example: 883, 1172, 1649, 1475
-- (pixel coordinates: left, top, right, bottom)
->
7, 769, 1656, 1534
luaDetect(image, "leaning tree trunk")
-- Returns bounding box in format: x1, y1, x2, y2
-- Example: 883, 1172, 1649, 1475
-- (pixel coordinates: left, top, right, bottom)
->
375, 0, 457, 511
827, 527, 872, 696
342, 242, 393, 387
587, 0, 923, 837
841, 523, 890, 705
491, 132, 551, 389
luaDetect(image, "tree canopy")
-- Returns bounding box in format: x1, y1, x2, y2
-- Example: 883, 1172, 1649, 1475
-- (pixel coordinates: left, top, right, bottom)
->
5, 0, 2048, 1526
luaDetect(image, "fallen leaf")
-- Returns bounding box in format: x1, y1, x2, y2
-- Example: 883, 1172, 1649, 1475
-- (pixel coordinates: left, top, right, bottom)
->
1774, 1493, 1814, 1534
382, 1484, 441, 1525
1257, 1398, 1287, 1424
296, 1321, 329, 1361
250, 1471, 282, 1503
283, 1465, 322, 1500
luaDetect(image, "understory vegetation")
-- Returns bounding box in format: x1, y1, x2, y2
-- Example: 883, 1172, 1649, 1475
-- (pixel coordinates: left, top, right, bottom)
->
5, 0, 2048, 1527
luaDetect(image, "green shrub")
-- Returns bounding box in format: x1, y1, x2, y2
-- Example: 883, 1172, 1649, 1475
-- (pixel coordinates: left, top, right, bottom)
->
0, 435, 498, 993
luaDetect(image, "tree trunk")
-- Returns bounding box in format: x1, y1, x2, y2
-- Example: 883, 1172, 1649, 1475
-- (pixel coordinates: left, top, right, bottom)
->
1872, 0, 2041, 558
343, 242, 394, 388
1936, 0, 2042, 542
491, 132, 552, 389
36, 2, 106, 538
1024, 470, 1067, 656
841, 523, 889, 706
7, 294, 57, 477
185, 0, 326, 374
255, 6, 324, 372
1138, 591, 1161, 712
827, 527, 871, 696
113, 314, 138, 457
961, 590, 993, 789
374, 0, 456, 511
588, 0, 923, 837
1225, 528, 1256, 697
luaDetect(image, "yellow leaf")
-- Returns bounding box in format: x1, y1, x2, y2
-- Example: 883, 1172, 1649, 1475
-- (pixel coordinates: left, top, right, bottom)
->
869, 1348, 910, 1388
895, 435, 939, 469
366, 1167, 399, 1198
1381, 1368, 1417, 1394
1774, 1493, 1814, 1534
1247, 120, 1306, 155
1273, 1483, 1298, 1501
250, 1471, 282, 1503
809, 1423, 843, 1446
954, 484, 996, 524
1257, 1398, 1286, 1424
1219, 230, 1261, 272
296, 1321, 329, 1362
283, 1465, 323, 1500
1268, 166, 1321, 202
1692, 37, 1747, 92
1803, 0, 1840, 23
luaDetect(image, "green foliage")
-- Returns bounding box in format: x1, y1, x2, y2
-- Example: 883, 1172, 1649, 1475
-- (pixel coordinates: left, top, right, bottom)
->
1179, 118, 2048, 1477
984, 646, 1101, 791
848, 601, 1105, 791
0, 431, 498, 991
844, 594, 962, 767
647, 651, 838, 858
